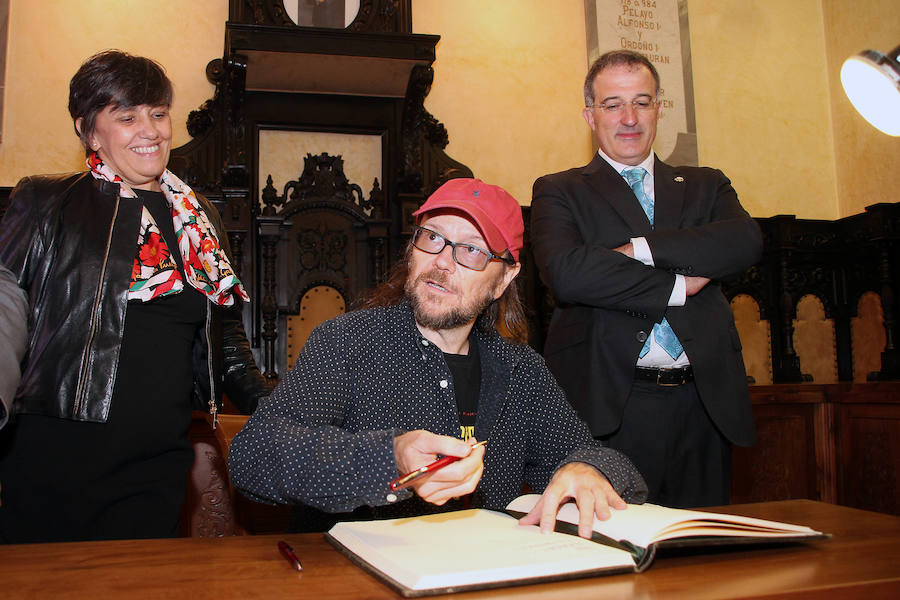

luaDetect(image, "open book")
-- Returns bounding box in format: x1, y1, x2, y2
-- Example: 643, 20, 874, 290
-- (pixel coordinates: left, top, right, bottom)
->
325, 494, 827, 597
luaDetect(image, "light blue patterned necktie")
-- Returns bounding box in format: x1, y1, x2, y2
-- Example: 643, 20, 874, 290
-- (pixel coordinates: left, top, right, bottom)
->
622, 167, 684, 360
623, 167, 654, 226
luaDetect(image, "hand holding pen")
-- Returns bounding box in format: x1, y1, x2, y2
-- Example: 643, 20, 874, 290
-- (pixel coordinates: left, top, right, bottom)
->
391, 431, 487, 505
391, 440, 488, 491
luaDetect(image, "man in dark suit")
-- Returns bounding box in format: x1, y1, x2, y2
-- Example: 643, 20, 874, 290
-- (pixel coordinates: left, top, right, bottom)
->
530, 50, 762, 508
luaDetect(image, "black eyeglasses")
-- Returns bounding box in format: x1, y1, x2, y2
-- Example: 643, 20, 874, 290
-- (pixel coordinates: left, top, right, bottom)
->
411, 226, 515, 271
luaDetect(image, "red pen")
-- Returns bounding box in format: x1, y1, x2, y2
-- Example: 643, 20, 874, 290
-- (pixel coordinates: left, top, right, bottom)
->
389, 440, 488, 491
278, 540, 303, 571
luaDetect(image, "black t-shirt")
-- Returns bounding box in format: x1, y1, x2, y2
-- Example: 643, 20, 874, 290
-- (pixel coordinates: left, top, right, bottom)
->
443, 335, 481, 441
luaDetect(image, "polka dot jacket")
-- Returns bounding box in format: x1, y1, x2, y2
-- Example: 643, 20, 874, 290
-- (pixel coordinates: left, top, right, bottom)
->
228, 300, 648, 514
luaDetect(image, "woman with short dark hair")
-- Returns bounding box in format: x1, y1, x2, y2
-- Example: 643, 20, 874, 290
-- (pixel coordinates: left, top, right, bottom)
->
0, 50, 270, 543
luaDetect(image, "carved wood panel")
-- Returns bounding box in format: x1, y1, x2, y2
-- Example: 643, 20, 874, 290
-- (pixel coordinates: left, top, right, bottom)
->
837, 401, 900, 515
733, 387, 833, 504
729, 383, 900, 515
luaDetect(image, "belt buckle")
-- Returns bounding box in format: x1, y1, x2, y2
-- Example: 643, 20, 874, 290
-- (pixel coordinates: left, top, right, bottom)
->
657, 368, 683, 387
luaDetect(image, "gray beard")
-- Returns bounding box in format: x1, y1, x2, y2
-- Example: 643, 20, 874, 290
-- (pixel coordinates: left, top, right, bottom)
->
405, 270, 495, 331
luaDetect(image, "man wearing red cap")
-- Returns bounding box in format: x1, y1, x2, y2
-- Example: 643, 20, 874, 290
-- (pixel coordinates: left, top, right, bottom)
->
229, 178, 647, 537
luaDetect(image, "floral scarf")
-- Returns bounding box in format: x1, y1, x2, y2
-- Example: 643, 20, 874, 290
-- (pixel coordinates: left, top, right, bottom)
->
87, 152, 249, 306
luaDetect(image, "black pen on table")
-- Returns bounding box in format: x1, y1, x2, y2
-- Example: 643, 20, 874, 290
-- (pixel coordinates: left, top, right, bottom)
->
278, 540, 303, 571
389, 440, 488, 491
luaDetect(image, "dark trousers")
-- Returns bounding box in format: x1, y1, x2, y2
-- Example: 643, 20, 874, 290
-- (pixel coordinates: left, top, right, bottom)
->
600, 380, 731, 508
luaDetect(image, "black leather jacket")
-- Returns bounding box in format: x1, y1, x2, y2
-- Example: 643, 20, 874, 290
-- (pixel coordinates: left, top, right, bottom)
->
0, 171, 270, 423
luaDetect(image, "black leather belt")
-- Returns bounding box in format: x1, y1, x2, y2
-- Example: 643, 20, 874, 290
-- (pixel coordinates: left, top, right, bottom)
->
634, 366, 694, 386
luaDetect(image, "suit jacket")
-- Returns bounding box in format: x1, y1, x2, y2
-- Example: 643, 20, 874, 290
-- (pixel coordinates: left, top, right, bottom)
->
530, 153, 762, 446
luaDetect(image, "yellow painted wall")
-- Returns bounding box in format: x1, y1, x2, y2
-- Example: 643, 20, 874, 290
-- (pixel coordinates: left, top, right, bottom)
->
0, 0, 895, 220
0, 0, 226, 184
689, 0, 839, 219
821, 0, 900, 216
412, 0, 593, 209
416, 0, 897, 219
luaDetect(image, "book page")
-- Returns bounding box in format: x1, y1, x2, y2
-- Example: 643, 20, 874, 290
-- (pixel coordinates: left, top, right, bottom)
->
328, 508, 636, 592
506, 495, 822, 548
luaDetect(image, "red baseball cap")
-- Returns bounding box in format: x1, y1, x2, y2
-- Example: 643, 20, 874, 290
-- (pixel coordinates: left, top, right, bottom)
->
412, 178, 524, 261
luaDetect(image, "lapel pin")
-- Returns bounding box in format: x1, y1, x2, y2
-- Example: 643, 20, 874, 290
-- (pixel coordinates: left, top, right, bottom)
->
674, 176, 684, 183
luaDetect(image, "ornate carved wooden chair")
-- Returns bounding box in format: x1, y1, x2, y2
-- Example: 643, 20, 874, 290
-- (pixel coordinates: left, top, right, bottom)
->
181, 413, 245, 536
256, 152, 390, 380
182, 412, 295, 536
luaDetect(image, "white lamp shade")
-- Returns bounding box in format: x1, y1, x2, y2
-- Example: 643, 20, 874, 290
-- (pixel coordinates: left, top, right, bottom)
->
840, 49, 900, 137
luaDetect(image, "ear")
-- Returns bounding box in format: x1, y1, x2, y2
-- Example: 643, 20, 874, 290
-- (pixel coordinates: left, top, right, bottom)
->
582, 106, 596, 131
492, 262, 521, 300
75, 117, 97, 150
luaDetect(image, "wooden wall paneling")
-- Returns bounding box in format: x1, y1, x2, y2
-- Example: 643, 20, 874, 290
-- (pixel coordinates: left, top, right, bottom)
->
814, 395, 838, 505
832, 383, 900, 515
731, 382, 900, 515
733, 385, 833, 504
836, 403, 900, 515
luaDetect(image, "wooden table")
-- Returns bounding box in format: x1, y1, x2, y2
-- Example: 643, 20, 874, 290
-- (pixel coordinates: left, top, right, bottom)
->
3, 500, 899, 599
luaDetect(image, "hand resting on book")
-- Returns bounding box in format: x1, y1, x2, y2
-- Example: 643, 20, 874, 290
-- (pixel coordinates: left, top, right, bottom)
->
517, 461, 626, 539
393, 430, 486, 505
